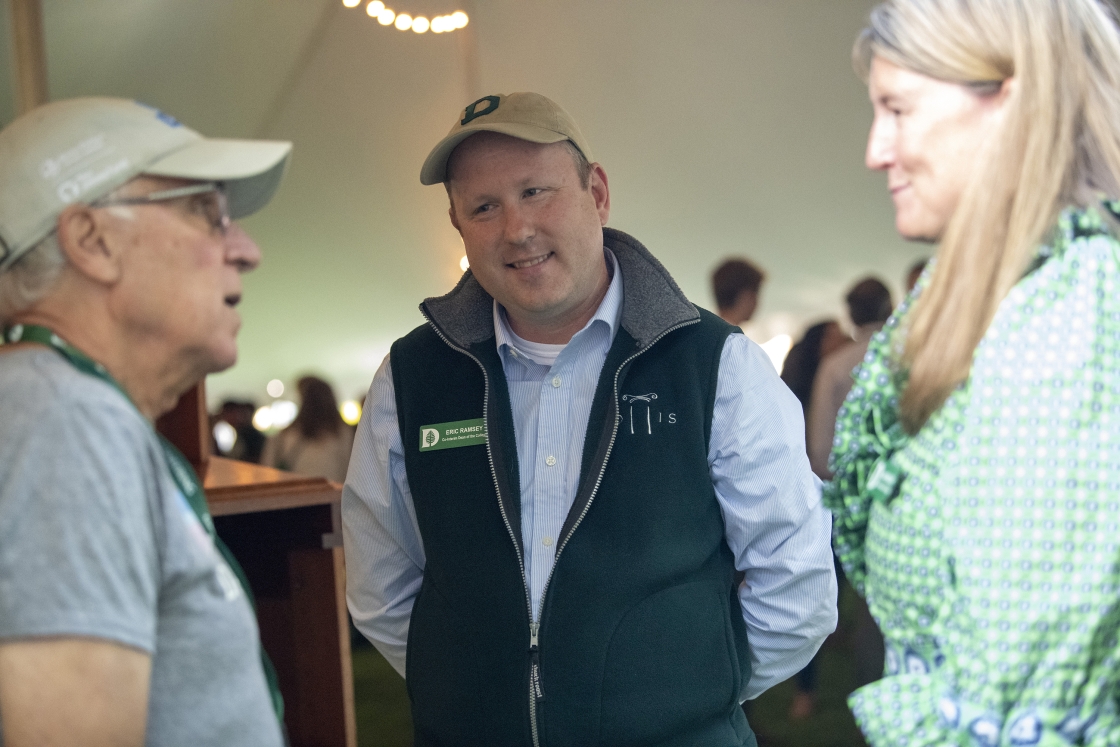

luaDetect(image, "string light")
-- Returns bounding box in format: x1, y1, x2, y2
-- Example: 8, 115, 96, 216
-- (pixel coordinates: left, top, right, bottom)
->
344, 1, 469, 34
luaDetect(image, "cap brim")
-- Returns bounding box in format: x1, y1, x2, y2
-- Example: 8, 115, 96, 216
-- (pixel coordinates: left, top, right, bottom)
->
420, 123, 569, 185
144, 138, 292, 219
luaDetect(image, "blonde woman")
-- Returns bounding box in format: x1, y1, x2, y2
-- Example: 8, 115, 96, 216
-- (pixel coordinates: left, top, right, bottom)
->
825, 1, 1120, 744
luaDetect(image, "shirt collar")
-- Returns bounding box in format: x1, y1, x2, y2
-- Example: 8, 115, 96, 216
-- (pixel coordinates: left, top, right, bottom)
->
494, 247, 623, 360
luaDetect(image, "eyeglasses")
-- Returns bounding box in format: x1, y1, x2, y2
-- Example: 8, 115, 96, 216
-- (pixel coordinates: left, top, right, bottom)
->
92, 182, 230, 236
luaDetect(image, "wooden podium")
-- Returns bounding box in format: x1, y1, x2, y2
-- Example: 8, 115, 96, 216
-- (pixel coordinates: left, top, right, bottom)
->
158, 384, 357, 747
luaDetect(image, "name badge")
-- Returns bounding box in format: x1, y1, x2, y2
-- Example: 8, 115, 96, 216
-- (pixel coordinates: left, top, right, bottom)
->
419, 418, 487, 451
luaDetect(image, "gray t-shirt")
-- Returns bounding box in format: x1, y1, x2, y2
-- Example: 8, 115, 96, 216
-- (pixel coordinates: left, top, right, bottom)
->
0, 348, 283, 747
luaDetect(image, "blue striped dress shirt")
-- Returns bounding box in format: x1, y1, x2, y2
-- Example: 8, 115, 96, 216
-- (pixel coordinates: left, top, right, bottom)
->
343, 250, 837, 700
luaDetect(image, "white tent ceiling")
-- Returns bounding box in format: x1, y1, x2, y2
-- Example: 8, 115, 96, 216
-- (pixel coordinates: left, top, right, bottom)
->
1, 0, 923, 405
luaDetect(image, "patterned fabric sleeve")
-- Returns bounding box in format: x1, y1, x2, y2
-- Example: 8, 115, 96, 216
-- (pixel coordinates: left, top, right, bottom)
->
821, 284, 915, 595
844, 207, 1120, 746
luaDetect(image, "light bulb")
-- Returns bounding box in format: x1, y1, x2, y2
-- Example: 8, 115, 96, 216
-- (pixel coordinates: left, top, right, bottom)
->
431, 15, 446, 32
395, 13, 412, 30
266, 379, 285, 397
343, 0, 361, 8
412, 16, 430, 33
451, 11, 468, 28
340, 400, 363, 426
377, 8, 395, 24
365, 0, 384, 15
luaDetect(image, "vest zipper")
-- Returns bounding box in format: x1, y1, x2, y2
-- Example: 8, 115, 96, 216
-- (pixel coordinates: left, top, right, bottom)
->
528, 318, 699, 746
424, 310, 700, 747
420, 313, 542, 745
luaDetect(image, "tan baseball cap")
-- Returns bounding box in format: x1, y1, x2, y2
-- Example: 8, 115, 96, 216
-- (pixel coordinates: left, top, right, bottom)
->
420, 92, 595, 185
0, 97, 292, 271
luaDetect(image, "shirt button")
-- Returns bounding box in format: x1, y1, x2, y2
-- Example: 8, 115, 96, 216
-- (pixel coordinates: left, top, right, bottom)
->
545, 455, 557, 467
542, 536, 554, 547
551, 376, 562, 388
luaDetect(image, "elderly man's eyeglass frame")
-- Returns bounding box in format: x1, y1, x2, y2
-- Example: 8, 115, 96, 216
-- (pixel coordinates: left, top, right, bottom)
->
91, 182, 231, 236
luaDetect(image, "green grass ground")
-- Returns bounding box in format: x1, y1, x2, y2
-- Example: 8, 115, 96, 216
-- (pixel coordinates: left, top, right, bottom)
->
352, 640, 413, 747
352, 583, 870, 747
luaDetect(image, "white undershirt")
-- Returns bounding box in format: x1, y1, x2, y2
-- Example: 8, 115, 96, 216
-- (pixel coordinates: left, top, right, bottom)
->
505, 326, 565, 367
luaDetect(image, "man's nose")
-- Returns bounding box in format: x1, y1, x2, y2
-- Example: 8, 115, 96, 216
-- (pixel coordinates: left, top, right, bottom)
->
502, 204, 534, 245
224, 223, 262, 272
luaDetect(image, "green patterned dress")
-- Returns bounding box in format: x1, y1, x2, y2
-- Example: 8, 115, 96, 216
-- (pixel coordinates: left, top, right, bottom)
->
824, 204, 1120, 747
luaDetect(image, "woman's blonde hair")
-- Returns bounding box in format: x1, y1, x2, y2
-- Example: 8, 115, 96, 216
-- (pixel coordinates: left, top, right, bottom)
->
856, 0, 1120, 433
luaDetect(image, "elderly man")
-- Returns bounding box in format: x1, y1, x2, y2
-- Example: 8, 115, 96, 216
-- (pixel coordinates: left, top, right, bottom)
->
0, 98, 290, 747
344, 92, 837, 746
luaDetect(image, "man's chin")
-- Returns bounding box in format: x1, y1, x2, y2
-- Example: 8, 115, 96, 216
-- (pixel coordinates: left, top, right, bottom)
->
203, 344, 239, 376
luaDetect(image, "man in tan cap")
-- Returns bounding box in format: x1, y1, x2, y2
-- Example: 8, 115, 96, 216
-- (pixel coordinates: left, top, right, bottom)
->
344, 92, 836, 746
0, 98, 290, 747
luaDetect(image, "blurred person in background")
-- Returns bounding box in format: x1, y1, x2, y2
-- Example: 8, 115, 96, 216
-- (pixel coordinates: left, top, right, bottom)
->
263, 375, 353, 483
779, 315, 872, 719
212, 399, 265, 463
827, 1, 1120, 743
0, 98, 289, 747
780, 320, 848, 411
712, 257, 766, 325
803, 279, 894, 703
807, 277, 893, 480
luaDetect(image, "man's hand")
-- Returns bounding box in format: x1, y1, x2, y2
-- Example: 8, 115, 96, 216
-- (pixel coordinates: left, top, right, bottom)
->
0, 637, 151, 747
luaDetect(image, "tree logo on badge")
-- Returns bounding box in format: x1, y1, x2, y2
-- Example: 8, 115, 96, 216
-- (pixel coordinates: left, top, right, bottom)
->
422, 428, 440, 449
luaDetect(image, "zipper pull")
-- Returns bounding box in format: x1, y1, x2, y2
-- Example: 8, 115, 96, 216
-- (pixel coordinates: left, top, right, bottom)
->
529, 623, 544, 701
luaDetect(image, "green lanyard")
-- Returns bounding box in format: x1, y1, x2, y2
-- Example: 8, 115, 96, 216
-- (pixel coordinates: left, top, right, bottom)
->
2, 324, 284, 722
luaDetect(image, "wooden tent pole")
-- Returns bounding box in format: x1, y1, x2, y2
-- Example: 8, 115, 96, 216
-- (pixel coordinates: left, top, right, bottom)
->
9, 0, 49, 114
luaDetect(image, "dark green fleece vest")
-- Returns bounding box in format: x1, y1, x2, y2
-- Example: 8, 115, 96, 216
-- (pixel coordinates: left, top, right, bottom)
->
390, 229, 756, 747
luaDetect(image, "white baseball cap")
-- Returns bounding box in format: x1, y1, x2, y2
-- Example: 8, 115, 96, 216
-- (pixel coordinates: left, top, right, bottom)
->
0, 97, 292, 271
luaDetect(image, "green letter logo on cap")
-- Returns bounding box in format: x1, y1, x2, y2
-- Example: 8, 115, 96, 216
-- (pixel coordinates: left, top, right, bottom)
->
461, 95, 500, 125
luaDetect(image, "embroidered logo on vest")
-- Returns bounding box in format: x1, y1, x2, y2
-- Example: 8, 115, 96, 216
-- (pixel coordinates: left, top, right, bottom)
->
621, 392, 676, 435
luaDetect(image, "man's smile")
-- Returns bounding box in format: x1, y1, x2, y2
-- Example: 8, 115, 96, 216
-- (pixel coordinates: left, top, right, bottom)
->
507, 252, 553, 270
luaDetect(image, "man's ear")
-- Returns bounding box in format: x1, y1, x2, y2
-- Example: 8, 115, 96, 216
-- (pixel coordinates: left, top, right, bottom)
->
589, 163, 610, 226
54, 204, 123, 285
